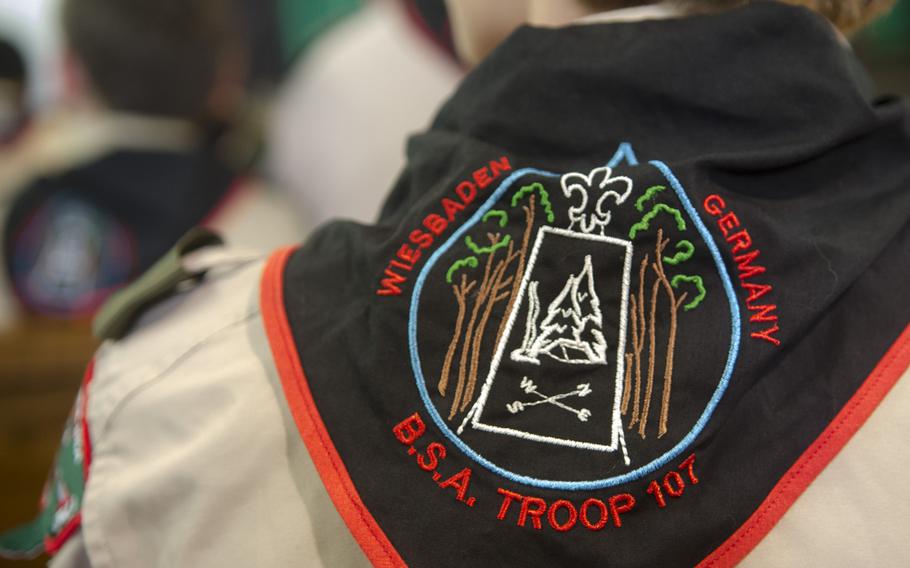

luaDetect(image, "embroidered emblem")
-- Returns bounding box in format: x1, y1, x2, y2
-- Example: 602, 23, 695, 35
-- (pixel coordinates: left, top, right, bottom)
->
0, 362, 93, 558
409, 143, 740, 490
10, 196, 135, 316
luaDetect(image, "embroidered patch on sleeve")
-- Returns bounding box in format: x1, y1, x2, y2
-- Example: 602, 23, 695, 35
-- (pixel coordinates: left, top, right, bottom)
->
0, 361, 94, 559
406, 146, 740, 490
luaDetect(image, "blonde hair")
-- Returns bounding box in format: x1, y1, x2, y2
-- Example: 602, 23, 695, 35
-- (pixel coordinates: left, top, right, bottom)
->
581, 0, 896, 32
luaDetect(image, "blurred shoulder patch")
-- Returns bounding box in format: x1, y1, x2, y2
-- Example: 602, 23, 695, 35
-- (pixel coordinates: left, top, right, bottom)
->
7, 194, 136, 317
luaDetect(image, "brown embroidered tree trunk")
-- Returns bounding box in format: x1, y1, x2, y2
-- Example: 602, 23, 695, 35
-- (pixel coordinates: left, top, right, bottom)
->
650, 229, 689, 439
621, 353, 633, 414
492, 195, 536, 351
462, 244, 517, 411
449, 234, 500, 419
638, 276, 661, 438
438, 274, 476, 397
627, 255, 648, 427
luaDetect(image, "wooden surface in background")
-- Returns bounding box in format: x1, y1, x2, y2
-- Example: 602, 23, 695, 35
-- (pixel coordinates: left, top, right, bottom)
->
0, 318, 98, 567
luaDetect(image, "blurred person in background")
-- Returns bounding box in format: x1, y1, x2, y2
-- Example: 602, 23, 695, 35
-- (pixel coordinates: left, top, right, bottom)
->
269, 0, 463, 225
0, 39, 29, 147
2, 0, 910, 567
0, 0, 300, 324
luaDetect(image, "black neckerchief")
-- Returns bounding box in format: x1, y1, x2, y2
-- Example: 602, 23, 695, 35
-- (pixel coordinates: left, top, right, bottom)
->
268, 3, 910, 566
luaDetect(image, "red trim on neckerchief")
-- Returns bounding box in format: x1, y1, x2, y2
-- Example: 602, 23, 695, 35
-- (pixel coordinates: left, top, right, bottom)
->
44, 358, 95, 556
260, 246, 407, 568
698, 322, 910, 567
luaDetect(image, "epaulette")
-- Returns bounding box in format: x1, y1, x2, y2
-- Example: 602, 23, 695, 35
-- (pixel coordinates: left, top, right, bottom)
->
92, 228, 224, 341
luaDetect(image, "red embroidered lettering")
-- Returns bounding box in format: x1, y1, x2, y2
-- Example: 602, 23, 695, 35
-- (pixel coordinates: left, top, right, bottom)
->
455, 181, 477, 205
608, 494, 636, 528
392, 413, 426, 445
497, 488, 523, 521
389, 259, 413, 272
749, 304, 779, 323
647, 454, 701, 510
376, 268, 407, 297
735, 249, 766, 281
752, 324, 782, 346
579, 498, 609, 531
679, 453, 699, 484
742, 282, 772, 304
377, 155, 511, 300
663, 471, 685, 498
397, 244, 421, 265
417, 442, 446, 472
717, 212, 740, 237
704, 194, 726, 216
441, 197, 466, 221
409, 229, 434, 249
726, 229, 752, 254
473, 167, 493, 189
646, 481, 667, 508
547, 500, 578, 532
488, 156, 512, 179
438, 468, 473, 503
702, 197, 781, 345
518, 496, 547, 530
423, 214, 448, 236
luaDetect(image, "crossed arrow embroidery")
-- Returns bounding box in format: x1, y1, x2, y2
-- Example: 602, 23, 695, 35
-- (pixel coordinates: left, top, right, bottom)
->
506, 377, 593, 422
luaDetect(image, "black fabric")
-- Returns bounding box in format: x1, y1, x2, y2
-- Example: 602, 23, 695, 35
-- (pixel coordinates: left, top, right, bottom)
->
281, 3, 910, 566
3, 143, 236, 316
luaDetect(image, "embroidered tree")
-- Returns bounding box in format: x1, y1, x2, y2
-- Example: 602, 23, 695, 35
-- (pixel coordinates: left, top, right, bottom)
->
438, 258, 479, 398
491, 183, 555, 353
513, 255, 607, 365
460, 230, 518, 413
622, 186, 706, 438
437, 183, 555, 420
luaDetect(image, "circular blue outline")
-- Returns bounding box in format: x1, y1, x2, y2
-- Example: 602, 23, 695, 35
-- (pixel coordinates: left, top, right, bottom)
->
408, 158, 741, 490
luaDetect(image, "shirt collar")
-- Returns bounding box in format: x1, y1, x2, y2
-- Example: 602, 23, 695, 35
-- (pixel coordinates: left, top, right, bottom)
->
575, 2, 685, 26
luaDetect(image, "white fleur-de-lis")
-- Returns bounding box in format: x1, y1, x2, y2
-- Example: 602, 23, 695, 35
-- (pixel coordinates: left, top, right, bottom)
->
561, 166, 633, 235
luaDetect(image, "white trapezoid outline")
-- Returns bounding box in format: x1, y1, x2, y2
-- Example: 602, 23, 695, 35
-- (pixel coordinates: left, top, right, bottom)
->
459, 226, 633, 464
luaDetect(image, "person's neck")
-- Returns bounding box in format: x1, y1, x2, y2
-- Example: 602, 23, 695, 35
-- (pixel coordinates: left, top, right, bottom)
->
527, 0, 595, 27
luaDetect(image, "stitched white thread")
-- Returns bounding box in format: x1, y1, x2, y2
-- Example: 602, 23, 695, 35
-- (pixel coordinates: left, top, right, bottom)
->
511, 254, 608, 366
462, 227, 633, 464
562, 167, 633, 236
507, 378, 594, 422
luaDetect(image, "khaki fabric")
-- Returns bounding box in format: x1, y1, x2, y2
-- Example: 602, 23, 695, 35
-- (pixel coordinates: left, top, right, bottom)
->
742, 364, 910, 567
56, 249, 366, 568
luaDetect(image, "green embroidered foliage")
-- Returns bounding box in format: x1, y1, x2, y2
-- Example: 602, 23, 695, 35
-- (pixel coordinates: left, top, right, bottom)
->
629, 204, 687, 239
635, 185, 667, 212
511, 182, 555, 223
465, 235, 512, 256
664, 240, 695, 266
446, 256, 479, 283
671, 274, 706, 311
482, 209, 509, 228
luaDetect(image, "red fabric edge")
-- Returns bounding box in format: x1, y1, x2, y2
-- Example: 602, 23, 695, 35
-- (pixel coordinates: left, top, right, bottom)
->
698, 322, 910, 568
259, 246, 407, 568
43, 514, 81, 557
80, 359, 95, 482
45, 358, 96, 556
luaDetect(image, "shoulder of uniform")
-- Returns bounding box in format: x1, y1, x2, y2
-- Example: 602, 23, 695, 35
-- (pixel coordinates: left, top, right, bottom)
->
92, 227, 229, 341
